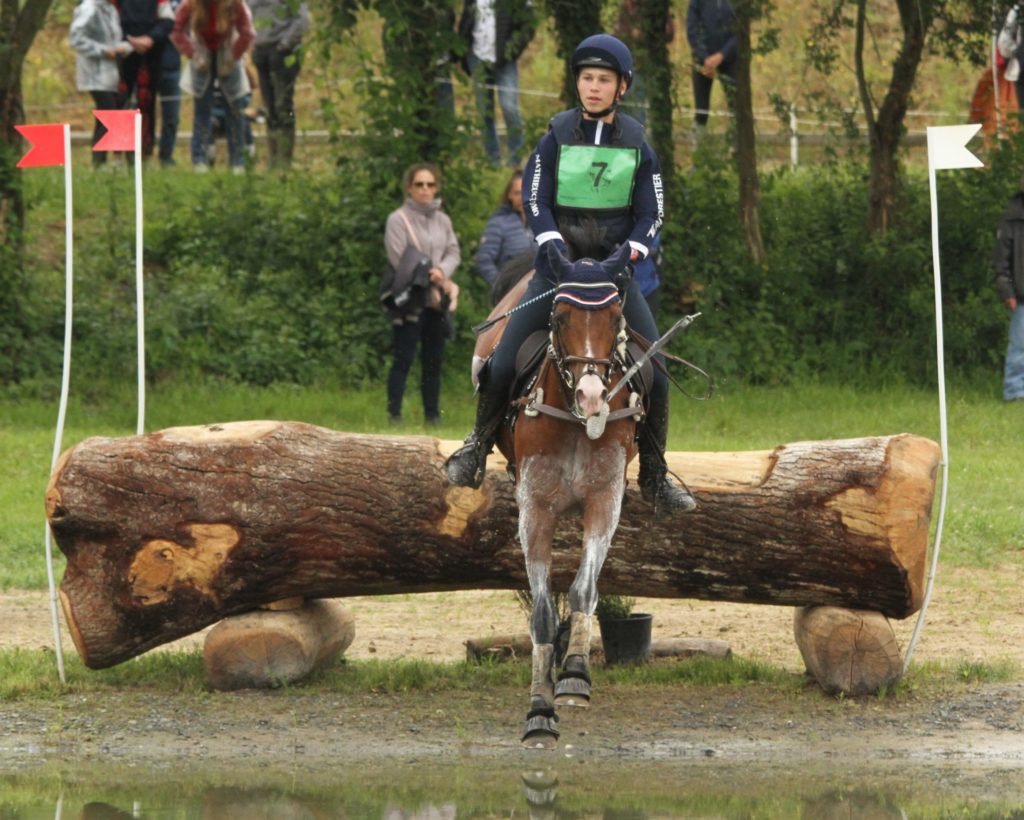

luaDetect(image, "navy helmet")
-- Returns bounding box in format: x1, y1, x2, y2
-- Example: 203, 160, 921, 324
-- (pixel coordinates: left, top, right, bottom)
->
571, 34, 634, 90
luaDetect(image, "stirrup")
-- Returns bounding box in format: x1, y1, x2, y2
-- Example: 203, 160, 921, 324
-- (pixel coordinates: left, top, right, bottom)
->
444, 437, 488, 489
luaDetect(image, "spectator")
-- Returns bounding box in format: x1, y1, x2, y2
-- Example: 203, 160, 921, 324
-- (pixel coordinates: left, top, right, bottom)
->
157, 0, 183, 166
171, 0, 255, 174
992, 177, 1024, 402
116, 0, 175, 159
686, 0, 736, 136
69, 0, 131, 167
475, 168, 534, 287
457, 0, 535, 166
613, 0, 675, 126
384, 163, 461, 425
249, 0, 309, 170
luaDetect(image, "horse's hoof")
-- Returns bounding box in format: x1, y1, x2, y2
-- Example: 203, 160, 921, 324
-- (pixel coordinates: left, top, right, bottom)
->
521, 712, 559, 749
553, 676, 591, 709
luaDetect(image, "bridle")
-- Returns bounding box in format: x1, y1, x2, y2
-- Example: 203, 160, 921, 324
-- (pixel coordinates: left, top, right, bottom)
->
548, 306, 620, 415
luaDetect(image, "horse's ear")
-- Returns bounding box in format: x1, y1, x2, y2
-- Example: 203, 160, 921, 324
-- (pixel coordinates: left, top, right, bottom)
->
600, 243, 633, 280
546, 240, 574, 280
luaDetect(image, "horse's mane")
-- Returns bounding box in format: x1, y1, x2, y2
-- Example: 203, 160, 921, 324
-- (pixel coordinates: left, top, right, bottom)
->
489, 219, 610, 306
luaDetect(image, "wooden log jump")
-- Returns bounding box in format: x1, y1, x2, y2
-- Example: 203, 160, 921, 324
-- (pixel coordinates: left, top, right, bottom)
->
46, 422, 940, 676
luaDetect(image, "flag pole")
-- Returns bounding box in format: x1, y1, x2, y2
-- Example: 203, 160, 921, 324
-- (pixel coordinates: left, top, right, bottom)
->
134, 112, 145, 435
44, 123, 73, 684
903, 124, 982, 673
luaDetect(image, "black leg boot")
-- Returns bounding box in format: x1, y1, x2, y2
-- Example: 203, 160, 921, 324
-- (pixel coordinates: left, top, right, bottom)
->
444, 378, 509, 488
638, 401, 696, 516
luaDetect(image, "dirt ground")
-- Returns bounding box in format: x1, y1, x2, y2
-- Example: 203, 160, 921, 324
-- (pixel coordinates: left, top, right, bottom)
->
2, 563, 1023, 784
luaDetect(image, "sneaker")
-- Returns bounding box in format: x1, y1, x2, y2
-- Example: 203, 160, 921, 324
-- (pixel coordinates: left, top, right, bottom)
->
231, 165, 245, 176
193, 163, 210, 174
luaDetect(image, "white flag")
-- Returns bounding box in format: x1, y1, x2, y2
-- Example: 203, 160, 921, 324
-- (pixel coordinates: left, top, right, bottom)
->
927, 124, 983, 170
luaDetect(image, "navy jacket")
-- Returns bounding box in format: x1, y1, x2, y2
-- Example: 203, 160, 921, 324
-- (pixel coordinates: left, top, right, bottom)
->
686, 0, 736, 65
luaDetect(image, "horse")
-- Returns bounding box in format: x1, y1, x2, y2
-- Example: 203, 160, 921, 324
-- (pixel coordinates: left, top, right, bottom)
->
477, 241, 645, 749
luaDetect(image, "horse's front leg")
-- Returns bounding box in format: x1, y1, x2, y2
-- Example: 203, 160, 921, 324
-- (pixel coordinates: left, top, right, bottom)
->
518, 486, 561, 749
555, 461, 627, 709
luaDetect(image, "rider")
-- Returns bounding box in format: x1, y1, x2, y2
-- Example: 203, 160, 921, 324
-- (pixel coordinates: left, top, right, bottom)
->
445, 33, 695, 515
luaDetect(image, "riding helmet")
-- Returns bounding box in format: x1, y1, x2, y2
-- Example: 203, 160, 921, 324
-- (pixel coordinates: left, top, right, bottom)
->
571, 34, 634, 90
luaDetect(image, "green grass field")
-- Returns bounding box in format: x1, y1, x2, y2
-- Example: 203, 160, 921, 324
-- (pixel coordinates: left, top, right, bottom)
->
3, 378, 1021, 589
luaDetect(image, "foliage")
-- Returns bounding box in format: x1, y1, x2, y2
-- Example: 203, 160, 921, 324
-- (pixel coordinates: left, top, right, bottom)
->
595, 594, 636, 620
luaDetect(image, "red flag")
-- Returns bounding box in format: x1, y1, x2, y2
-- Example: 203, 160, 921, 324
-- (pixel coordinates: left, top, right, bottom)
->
93, 109, 139, 152
15, 124, 66, 168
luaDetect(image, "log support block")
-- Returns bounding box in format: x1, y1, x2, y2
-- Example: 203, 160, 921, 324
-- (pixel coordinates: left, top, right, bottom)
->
203, 598, 354, 691
793, 605, 903, 696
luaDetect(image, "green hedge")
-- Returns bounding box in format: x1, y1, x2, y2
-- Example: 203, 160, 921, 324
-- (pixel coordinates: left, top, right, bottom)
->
9, 136, 1020, 392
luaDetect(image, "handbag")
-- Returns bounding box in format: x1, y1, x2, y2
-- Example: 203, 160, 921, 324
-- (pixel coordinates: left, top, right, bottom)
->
379, 241, 431, 320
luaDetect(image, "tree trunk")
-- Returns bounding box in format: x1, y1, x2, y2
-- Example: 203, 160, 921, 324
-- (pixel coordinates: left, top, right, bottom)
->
793, 606, 903, 696
47, 423, 940, 668
731, 1, 765, 263
858, 0, 928, 235
637, 0, 674, 185
545, 0, 604, 106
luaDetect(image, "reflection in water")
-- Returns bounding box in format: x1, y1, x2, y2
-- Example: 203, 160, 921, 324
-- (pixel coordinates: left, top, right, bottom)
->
11, 760, 1024, 819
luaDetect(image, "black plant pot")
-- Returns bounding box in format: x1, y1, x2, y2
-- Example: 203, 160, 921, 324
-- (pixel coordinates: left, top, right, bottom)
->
598, 613, 653, 666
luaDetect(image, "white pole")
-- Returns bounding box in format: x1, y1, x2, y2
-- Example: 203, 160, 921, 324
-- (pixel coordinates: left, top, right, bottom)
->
134, 112, 145, 435
903, 162, 951, 673
44, 124, 73, 684
789, 105, 798, 167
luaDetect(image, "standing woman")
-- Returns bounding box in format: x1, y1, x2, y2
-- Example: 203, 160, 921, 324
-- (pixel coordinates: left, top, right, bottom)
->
69, 0, 131, 167
171, 0, 255, 173
474, 168, 535, 288
384, 163, 461, 425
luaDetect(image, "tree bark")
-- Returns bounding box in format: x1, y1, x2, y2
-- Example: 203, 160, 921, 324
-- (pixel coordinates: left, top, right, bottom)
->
793, 606, 903, 696
637, 0, 674, 185
47, 422, 940, 668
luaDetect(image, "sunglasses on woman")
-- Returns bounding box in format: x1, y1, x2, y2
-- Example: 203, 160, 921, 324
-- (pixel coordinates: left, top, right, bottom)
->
413, 180, 437, 188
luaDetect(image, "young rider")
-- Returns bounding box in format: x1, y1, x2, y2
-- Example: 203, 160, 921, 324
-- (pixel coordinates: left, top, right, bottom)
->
445, 33, 695, 515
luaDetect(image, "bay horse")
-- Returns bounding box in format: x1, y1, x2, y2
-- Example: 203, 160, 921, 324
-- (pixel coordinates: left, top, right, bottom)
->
477, 241, 644, 749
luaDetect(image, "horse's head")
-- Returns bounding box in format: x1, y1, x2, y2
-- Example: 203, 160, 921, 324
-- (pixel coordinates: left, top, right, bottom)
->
547, 242, 631, 431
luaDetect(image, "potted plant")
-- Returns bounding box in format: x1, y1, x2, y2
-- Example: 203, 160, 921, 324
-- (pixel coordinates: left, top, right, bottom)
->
595, 594, 653, 666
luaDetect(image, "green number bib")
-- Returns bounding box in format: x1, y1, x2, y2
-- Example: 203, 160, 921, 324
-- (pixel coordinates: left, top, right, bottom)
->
555, 144, 640, 210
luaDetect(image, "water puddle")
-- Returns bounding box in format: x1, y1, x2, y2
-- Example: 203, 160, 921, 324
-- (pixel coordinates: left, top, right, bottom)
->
2, 759, 1023, 818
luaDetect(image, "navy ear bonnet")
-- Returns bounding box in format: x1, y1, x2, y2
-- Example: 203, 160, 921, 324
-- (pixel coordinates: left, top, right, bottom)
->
549, 242, 630, 310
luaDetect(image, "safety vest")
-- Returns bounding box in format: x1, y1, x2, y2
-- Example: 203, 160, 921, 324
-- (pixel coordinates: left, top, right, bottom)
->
549, 108, 645, 247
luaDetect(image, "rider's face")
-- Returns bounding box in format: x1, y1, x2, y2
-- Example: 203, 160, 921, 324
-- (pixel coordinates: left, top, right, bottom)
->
576, 67, 625, 116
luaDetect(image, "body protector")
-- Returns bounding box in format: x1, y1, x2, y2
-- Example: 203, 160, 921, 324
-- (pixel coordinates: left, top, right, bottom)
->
550, 108, 644, 249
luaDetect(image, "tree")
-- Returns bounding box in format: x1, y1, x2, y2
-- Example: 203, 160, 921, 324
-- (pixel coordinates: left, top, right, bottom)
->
809, 0, 991, 234
544, 0, 604, 106
731, 0, 769, 263
635, 0, 676, 185
1, 0, 57, 381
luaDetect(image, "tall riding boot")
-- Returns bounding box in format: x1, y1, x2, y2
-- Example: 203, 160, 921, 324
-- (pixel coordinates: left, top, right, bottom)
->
638, 401, 696, 516
444, 376, 508, 488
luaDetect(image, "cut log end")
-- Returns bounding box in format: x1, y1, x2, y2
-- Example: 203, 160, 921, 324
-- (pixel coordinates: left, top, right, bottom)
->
793, 606, 903, 696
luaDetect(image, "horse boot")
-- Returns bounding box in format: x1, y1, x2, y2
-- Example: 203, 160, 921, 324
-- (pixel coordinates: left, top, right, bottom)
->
554, 611, 592, 708
637, 404, 697, 516
444, 376, 508, 489
522, 643, 560, 749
